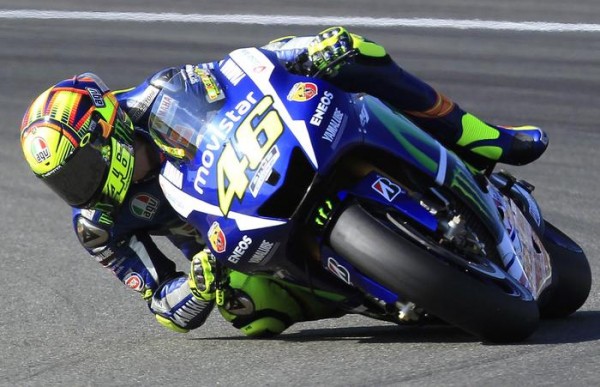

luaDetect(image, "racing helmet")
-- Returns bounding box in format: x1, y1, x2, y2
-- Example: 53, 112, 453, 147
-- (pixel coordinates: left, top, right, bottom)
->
20, 73, 135, 211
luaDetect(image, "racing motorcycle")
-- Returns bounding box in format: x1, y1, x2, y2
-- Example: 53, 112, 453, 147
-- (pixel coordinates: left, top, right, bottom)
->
152, 47, 591, 342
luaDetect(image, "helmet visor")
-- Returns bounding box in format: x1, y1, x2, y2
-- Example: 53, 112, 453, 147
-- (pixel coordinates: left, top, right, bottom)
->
41, 144, 109, 207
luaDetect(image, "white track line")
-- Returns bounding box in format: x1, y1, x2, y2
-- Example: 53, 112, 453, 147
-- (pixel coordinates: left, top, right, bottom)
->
0, 9, 599, 32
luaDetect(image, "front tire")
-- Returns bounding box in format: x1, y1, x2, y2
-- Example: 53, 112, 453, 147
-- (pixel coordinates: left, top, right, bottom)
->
329, 203, 539, 343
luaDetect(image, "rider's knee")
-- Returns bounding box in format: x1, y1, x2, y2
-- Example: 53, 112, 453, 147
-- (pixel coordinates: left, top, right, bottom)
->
219, 272, 304, 337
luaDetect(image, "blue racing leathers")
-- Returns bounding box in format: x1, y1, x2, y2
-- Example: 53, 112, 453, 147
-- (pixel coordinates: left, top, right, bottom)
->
73, 181, 211, 331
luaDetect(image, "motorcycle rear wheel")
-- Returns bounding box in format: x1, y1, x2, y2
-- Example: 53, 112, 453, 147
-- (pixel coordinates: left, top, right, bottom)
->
538, 221, 592, 318
329, 203, 540, 343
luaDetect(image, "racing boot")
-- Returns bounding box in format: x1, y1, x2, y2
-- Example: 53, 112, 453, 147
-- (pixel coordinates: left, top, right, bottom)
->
442, 112, 549, 170
303, 26, 549, 170
401, 90, 549, 170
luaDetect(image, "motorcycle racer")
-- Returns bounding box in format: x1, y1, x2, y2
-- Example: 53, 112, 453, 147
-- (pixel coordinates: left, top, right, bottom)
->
19, 27, 548, 336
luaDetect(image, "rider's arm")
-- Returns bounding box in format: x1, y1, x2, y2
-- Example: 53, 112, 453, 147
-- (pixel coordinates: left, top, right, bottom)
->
73, 208, 214, 333
261, 36, 315, 64
263, 29, 459, 143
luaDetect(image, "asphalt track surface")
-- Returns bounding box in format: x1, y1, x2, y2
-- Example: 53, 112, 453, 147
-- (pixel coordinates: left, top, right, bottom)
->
1, 1, 599, 386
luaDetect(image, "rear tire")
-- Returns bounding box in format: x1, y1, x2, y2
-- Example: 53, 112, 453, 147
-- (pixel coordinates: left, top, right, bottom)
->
538, 221, 591, 318
329, 203, 539, 343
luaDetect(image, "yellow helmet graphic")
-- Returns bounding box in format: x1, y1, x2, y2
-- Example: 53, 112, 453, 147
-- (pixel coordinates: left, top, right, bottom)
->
20, 73, 136, 211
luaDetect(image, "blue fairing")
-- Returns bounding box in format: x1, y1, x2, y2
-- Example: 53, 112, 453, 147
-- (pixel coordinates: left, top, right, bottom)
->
156, 47, 503, 276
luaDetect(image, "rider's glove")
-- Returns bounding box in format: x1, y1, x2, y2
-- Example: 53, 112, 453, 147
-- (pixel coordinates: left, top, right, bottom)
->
307, 26, 356, 77
189, 249, 217, 302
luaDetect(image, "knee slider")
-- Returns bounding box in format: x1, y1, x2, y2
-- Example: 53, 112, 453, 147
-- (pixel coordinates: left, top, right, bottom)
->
218, 272, 304, 336
155, 314, 189, 333
238, 316, 287, 337
224, 272, 303, 320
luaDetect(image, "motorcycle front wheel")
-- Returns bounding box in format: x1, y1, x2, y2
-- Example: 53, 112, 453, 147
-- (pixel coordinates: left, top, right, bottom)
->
328, 203, 540, 343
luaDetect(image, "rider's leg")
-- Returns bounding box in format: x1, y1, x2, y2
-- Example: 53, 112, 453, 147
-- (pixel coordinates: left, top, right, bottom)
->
218, 272, 344, 337
327, 29, 548, 169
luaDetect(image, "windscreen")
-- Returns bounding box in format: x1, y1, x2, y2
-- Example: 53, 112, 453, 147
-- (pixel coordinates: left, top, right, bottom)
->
148, 70, 224, 161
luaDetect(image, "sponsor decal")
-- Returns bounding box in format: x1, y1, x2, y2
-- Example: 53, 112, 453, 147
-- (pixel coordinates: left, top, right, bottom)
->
128, 86, 160, 122
287, 82, 318, 102
86, 87, 105, 108
321, 108, 345, 143
216, 95, 284, 215
184, 65, 200, 84
248, 240, 277, 264
372, 177, 403, 202
359, 104, 370, 126
193, 133, 222, 195
249, 145, 280, 197
327, 257, 352, 284
130, 193, 159, 220
30, 136, 50, 163
196, 67, 224, 102
194, 91, 258, 195
94, 247, 115, 263
162, 160, 183, 189
208, 221, 227, 253
124, 272, 144, 291
221, 59, 246, 86
310, 91, 334, 126
154, 94, 177, 134
227, 235, 253, 264
218, 91, 258, 133
173, 297, 206, 326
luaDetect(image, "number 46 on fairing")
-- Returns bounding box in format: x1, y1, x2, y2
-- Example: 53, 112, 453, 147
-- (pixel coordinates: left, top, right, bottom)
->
217, 95, 284, 215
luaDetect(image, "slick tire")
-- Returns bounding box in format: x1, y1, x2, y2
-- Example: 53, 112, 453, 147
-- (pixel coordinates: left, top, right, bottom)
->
329, 203, 540, 343
538, 221, 592, 318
